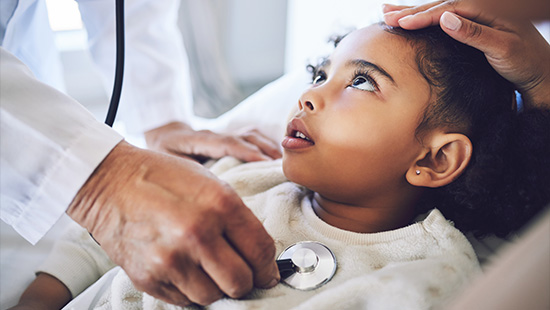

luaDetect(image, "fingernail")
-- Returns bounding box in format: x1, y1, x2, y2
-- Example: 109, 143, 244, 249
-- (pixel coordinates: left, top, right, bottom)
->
441, 11, 461, 31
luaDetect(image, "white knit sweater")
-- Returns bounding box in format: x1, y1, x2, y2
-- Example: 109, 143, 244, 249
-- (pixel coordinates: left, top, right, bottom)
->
41, 158, 481, 310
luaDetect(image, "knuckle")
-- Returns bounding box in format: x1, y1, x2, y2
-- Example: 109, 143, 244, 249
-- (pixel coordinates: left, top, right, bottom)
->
241, 128, 260, 138
221, 135, 239, 146
225, 277, 253, 298
131, 270, 155, 285
161, 250, 181, 269
158, 287, 192, 308
131, 276, 157, 294
240, 132, 254, 139
467, 22, 483, 39
253, 237, 277, 264
181, 222, 214, 247
213, 186, 242, 210
174, 298, 193, 308
147, 246, 178, 269
447, 0, 459, 8
193, 291, 224, 306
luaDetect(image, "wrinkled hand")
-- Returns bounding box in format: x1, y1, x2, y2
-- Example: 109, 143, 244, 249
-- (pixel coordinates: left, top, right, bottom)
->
66, 141, 279, 306
382, 1, 550, 109
145, 121, 282, 163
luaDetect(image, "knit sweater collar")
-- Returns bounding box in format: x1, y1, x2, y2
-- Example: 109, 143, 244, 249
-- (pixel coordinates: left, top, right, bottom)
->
300, 196, 447, 246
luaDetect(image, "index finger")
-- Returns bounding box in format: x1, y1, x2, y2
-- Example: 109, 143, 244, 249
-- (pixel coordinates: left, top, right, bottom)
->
240, 130, 282, 160
384, 1, 489, 30
382, 4, 413, 14
383, 1, 446, 28
222, 200, 280, 289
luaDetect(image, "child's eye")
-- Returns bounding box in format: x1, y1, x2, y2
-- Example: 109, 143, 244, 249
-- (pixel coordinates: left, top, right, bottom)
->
351, 75, 376, 92
312, 71, 327, 85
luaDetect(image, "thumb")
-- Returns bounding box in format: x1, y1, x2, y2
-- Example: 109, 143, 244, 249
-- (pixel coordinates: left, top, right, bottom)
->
439, 11, 502, 56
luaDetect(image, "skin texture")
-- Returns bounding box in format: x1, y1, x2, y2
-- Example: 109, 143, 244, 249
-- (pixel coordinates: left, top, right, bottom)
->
9, 131, 281, 310
282, 25, 471, 234
8, 273, 72, 310
65, 141, 279, 307
145, 121, 282, 163
382, 0, 550, 109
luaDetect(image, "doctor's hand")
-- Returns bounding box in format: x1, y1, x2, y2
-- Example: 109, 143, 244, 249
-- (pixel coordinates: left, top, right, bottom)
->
145, 121, 282, 163
382, 1, 550, 109
66, 141, 280, 307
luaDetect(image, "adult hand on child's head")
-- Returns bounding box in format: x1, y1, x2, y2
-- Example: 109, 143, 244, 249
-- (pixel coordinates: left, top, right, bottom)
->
382, 0, 550, 109
66, 141, 280, 307
145, 121, 281, 163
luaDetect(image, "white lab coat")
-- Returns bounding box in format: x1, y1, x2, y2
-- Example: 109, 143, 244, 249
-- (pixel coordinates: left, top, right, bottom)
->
0, 0, 194, 244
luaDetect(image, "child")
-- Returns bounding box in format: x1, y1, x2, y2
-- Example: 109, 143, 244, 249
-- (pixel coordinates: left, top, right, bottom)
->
12, 22, 550, 310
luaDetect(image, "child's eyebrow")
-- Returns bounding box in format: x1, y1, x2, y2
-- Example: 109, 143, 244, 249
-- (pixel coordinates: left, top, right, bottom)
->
347, 59, 395, 85
318, 58, 331, 69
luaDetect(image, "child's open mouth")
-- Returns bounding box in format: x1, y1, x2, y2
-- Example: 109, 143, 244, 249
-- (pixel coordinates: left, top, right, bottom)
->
292, 130, 312, 142
282, 119, 315, 149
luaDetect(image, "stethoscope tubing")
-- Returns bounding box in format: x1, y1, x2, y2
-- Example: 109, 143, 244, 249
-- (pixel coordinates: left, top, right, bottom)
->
105, 0, 125, 127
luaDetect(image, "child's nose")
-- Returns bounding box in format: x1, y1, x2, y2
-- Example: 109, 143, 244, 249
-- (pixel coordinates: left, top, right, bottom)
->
298, 100, 315, 111
298, 88, 324, 112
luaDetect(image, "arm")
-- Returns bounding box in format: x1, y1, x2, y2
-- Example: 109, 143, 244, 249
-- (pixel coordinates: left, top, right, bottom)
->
0, 47, 123, 244
383, 1, 550, 110
10, 221, 116, 310
9, 273, 71, 310
1, 47, 279, 307
66, 140, 280, 307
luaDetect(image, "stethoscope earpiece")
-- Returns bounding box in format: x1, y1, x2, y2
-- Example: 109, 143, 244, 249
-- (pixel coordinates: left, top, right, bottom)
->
276, 241, 337, 290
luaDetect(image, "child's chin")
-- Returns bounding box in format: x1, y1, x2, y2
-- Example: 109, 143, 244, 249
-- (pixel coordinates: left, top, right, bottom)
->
282, 161, 303, 184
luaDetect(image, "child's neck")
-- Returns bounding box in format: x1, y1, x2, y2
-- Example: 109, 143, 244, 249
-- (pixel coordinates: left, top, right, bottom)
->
311, 190, 421, 233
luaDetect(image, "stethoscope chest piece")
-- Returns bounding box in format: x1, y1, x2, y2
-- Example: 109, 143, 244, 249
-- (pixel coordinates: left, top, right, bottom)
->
277, 241, 337, 290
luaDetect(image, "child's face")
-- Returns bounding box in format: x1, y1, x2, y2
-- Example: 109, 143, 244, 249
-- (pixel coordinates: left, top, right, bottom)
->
282, 24, 432, 205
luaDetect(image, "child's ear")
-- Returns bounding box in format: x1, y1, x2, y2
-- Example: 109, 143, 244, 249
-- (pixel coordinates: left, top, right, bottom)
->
406, 132, 472, 188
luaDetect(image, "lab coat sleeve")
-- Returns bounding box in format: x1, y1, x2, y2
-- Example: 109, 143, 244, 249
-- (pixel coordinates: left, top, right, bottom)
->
76, 0, 195, 134
0, 48, 124, 245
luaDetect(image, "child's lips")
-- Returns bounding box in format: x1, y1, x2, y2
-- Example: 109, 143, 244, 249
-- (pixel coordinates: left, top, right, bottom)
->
282, 118, 315, 149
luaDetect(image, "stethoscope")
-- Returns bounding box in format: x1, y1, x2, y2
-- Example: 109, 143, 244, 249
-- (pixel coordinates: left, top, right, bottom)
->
276, 241, 337, 290
106, 2, 338, 291
105, 0, 125, 127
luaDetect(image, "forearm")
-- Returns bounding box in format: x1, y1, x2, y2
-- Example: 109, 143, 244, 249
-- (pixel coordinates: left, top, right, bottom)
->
10, 273, 72, 310
0, 48, 122, 244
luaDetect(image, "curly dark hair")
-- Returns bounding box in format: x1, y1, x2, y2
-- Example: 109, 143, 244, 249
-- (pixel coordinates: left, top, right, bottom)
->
381, 24, 550, 238
309, 24, 550, 237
